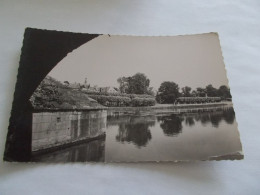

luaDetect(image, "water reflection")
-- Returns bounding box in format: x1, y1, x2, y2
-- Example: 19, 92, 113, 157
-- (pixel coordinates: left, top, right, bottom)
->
108, 115, 155, 147
105, 107, 242, 162
32, 107, 239, 162
32, 138, 105, 162
188, 108, 235, 128
185, 116, 195, 127
157, 114, 183, 137
210, 113, 223, 127
223, 108, 235, 124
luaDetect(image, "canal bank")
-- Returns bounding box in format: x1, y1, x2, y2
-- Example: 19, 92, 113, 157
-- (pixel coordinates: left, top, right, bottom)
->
31, 105, 242, 162
31, 109, 107, 155
107, 102, 233, 116
31, 101, 234, 159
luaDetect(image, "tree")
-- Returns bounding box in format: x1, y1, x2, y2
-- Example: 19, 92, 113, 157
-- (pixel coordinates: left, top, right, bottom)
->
218, 85, 232, 99
117, 73, 151, 94
196, 87, 206, 97
205, 84, 218, 97
156, 81, 180, 104
181, 86, 192, 97
128, 73, 150, 94
191, 90, 197, 97
146, 87, 155, 96
117, 77, 129, 93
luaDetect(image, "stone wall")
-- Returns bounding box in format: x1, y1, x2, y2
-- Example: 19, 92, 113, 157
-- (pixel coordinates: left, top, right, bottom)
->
32, 110, 107, 152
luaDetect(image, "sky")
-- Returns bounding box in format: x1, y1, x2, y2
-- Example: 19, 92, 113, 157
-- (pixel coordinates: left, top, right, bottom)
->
48, 33, 229, 91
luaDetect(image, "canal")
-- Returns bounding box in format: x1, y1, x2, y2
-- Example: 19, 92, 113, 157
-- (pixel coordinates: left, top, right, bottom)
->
31, 106, 242, 162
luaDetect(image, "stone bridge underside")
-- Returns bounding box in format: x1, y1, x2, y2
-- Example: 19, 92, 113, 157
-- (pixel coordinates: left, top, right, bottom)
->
4, 28, 100, 161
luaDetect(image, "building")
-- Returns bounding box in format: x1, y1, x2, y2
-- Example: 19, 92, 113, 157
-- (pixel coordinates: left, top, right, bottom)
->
99, 87, 119, 93
68, 82, 81, 89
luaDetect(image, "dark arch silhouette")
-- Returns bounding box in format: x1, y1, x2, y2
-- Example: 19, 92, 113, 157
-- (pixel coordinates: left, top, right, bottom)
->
4, 28, 100, 161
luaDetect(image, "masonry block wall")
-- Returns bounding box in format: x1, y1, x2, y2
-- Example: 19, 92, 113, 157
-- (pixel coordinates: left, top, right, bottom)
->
32, 110, 107, 151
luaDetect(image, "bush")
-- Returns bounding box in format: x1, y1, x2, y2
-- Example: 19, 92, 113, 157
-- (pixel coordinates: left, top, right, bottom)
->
88, 95, 132, 107
83, 90, 154, 99
88, 94, 156, 107
131, 97, 156, 107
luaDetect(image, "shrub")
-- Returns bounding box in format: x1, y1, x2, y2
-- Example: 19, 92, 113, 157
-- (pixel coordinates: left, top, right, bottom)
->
88, 95, 132, 107
131, 97, 156, 107
88, 94, 156, 107
83, 90, 154, 99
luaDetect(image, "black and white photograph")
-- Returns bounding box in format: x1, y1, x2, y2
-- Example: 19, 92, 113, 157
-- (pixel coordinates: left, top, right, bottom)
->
4, 29, 243, 162
3, 1, 260, 194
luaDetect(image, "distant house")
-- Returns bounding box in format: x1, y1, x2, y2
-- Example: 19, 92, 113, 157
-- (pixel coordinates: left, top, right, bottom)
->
68, 82, 81, 89
82, 86, 99, 93
81, 81, 119, 94
100, 87, 119, 93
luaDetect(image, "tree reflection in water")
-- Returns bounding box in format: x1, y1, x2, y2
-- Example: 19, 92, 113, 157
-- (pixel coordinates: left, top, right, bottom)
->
32, 107, 237, 162
184, 108, 235, 128
185, 116, 195, 127
157, 114, 183, 137
222, 108, 235, 124
115, 115, 155, 148
210, 113, 223, 127
112, 107, 236, 147
198, 113, 211, 125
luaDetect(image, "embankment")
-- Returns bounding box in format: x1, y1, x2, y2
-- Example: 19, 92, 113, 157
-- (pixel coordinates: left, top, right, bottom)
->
107, 102, 233, 116
31, 110, 107, 154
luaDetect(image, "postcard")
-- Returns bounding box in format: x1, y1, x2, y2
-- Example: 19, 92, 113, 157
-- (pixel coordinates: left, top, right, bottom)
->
4, 28, 243, 162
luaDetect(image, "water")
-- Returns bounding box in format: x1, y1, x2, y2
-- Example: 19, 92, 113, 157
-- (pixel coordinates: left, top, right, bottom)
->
32, 107, 243, 162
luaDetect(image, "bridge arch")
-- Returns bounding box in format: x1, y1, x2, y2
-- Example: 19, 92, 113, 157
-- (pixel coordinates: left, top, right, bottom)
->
5, 28, 100, 161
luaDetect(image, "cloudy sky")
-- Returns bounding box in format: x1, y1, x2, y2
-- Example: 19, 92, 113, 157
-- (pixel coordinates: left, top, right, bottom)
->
48, 33, 229, 91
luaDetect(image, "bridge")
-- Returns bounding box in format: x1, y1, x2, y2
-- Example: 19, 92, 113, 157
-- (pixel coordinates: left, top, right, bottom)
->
5, 28, 100, 161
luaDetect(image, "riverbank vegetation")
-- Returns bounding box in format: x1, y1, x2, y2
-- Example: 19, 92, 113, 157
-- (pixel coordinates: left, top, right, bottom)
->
87, 94, 155, 107
30, 76, 156, 109
83, 72, 156, 107
156, 81, 232, 104
31, 72, 232, 109
30, 76, 103, 109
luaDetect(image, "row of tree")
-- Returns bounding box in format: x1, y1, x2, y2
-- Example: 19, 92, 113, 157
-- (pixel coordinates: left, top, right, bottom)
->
156, 81, 232, 104
117, 72, 231, 104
